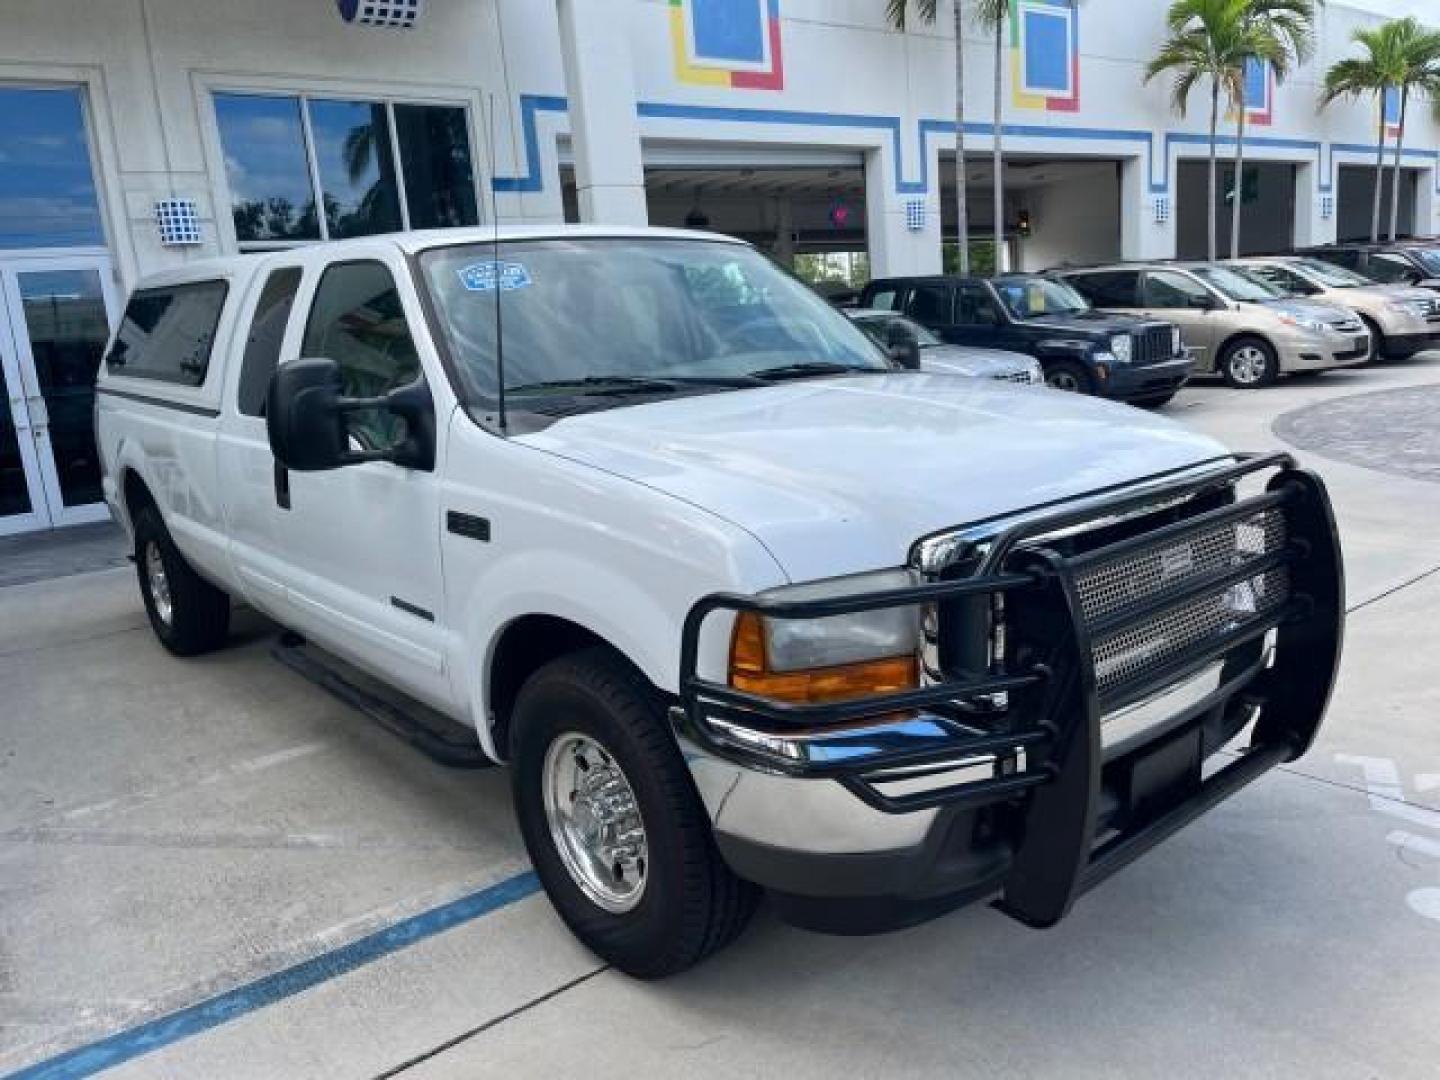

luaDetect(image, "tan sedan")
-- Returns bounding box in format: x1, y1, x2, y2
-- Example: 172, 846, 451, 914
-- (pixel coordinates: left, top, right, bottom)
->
1228, 256, 1440, 360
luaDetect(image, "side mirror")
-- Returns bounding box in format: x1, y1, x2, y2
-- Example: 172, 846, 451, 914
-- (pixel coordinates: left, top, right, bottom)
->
886, 322, 923, 370
266, 357, 435, 472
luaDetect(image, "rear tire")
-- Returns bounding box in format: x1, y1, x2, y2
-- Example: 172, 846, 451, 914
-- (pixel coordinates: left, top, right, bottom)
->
1043, 360, 1094, 395
1219, 336, 1279, 388
134, 505, 231, 656
510, 648, 758, 978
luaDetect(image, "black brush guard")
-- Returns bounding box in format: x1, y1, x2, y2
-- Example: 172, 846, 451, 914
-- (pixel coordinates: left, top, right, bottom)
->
679, 454, 1344, 927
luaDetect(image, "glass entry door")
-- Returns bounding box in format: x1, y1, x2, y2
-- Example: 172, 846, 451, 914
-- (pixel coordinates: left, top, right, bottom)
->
0, 255, 117, 534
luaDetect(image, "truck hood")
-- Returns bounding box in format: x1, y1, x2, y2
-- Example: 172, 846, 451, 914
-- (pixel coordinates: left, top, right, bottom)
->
516, 374, 1229, 582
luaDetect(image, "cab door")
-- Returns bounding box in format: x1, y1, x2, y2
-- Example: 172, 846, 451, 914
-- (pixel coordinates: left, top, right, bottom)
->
1139, 270, 1221, 372
238, 249, 454, 710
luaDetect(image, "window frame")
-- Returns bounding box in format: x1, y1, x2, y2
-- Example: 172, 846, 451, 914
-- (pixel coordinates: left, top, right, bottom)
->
235, 265, 304, 417
203, 82, 485, 253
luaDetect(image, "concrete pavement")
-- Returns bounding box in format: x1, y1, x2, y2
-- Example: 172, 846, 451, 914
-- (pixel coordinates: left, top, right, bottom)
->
2, 356, 1438, 1079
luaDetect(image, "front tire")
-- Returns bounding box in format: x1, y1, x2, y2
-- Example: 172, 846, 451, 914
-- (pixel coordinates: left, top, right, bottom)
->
1043, 360, 1094, 395
1220, 336, 1279, 388
511, 648, 758, 978
133, 505, 231, 656
1359, 316, 1385, 362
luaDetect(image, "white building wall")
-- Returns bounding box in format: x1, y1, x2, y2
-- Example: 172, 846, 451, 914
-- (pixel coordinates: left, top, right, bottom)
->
2, 0, 1439, 286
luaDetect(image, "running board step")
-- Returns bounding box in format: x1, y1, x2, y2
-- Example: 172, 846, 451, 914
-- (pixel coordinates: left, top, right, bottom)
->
272, 634, 492, 769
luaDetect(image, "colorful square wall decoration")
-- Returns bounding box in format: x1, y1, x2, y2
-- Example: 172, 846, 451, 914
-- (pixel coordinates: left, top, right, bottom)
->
1243, 57, 1274, 126
670, 0, 784, 90
1011, 0, 1079, 112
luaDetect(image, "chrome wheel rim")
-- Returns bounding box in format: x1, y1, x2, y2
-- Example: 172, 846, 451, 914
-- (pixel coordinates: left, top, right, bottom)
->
1228, 346, 1268, 385
145, 542, 173, 626
1046, 369, 1082, 392
542, 733, 648, 913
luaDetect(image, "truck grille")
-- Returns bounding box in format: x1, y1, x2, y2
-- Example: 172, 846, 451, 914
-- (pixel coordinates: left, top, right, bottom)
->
1134, 326, 1174, 365
1071, 506, 1289, 699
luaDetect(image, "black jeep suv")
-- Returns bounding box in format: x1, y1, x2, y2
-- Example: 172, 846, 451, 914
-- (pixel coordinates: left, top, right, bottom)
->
858, 274, 1192, 406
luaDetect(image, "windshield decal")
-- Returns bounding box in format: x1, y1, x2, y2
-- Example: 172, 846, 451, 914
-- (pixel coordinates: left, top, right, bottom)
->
457, 261, 533, 292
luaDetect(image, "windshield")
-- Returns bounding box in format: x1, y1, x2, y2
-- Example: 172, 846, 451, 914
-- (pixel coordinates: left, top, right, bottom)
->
852, 312, 942, 347
992, 277, 1090, 319
1190, 265, 1285, 302
1291, 257, 1372, 288
1409, 247, 1440, 275
419, 238, 887, 407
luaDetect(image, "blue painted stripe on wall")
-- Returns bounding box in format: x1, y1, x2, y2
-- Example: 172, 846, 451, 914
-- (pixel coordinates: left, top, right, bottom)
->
3, 871, 542, 1080
490, 93, 1440, 200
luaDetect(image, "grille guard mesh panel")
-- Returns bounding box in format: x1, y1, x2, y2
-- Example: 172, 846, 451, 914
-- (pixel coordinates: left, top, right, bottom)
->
1072, 506, 1290, 699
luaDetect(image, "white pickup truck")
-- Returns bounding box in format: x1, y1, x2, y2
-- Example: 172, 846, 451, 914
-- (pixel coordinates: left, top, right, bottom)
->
95, 226, 1344, 977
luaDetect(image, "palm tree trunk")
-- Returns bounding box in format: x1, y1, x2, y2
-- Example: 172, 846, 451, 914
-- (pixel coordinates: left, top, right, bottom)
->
954, 0, 971, 275
1371, 95, 1386, 243
992, 16, 1004, 273
1208, 82, 1219, 263
1230, 104, 1247, 259
1388, 85, 1409, 241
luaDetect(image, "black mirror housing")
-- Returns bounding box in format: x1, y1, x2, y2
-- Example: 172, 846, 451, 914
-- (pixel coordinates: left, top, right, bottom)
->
267, 358, 436, 473
886, 321, 923, 370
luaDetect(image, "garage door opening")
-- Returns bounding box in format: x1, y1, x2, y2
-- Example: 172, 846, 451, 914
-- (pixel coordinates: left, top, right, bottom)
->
939, 153, 1123, 274
1336, 164, 1420, 242
1176, 159, 1296, 258
560, 149, 868, 295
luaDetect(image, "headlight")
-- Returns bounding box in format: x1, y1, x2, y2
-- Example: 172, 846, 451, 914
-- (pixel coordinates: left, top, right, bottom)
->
1110, 335, 1133, 364
1171, 326, 1183, 355
730, 569, 921, 703
1277, 312, 1327, 334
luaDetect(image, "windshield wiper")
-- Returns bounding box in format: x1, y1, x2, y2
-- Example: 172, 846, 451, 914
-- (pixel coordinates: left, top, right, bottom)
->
747, 362, 880, 381
507, 375, 760, 397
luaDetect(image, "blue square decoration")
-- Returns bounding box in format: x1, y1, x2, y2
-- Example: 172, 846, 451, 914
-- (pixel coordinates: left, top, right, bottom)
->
1023, 8, 1070, 94
690, 0, 766, 64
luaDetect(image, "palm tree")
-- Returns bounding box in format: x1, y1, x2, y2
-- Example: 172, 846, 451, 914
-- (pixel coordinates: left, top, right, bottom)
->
1381, 20, 1440, 240
973, 0, 1009, 274
1226, 0, 1317, 258
1146, 0, 1255, 260
1322, 22, 1409, 243
888, 0, 971, 274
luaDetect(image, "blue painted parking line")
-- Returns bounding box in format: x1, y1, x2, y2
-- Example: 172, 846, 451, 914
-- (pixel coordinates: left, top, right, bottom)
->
4, 870, 541, 1080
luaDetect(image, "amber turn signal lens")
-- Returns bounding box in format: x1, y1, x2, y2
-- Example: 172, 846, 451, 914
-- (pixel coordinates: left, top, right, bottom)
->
729, 611, 919, 704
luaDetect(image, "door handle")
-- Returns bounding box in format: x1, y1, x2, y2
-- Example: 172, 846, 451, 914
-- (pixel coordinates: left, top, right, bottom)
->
273, 460, 291, 510
9, 396, 30, 432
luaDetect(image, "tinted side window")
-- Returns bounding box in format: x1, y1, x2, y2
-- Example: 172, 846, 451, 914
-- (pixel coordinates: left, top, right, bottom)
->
237, 268, 302, 417
1143, 271, 1212, 309
1067, 271, 1139, 307
1247, 265, 1311, 296
301, 262, 420, 451
1323, 249, 1360, 270
956, 283, 1003, 324
106, 281, 228, 386
905, 284, 953, 325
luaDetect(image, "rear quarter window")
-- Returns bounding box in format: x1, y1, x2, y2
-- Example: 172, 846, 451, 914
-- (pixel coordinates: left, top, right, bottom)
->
106, 280, 229, 387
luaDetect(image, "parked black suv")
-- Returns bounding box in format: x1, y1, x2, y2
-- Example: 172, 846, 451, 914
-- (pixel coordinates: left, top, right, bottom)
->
1297, 242, 1440, 292
859, 274, 1192, 406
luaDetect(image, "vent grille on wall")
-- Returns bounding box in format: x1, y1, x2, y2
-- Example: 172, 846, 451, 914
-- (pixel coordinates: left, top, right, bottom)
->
905, 199, 926, 232
155, 199, 202, 246
336, 0, 424, 29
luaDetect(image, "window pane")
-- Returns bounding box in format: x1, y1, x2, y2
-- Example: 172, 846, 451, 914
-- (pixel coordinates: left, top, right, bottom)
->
394, 105, 478, 229
214, 94, 320, 243
300, 262, 419, 449
0, 87, 103, 249
107, 281, 228, 386
238, 267, 303, 416
1144, 271, 1211, 309
309, 100, 402, 239
906, 285, 952, 324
